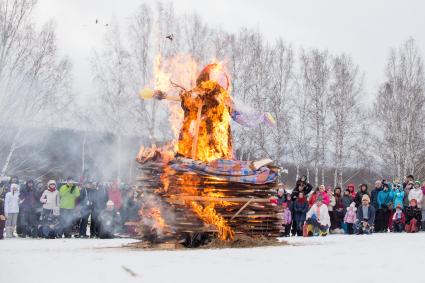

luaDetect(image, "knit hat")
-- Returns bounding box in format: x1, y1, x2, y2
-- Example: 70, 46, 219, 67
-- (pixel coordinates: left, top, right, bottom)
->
347, 183, 355, 189
349, 202, 356, 208
106, 200, 114, 206
415, 180, 421, 185
10, 183, 19, 191
278, 188, 284, 194
47, 180, 56, 186
362, 194, 370, 203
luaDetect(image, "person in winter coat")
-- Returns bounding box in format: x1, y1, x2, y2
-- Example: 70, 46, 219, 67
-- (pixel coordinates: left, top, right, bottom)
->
355, 194, 376, 235
40, 180, 60, 220
58, 177, 80, 238
331, 187, 344, 233
408, 181, 423, 209
390, 204, 405, 233
281, 202, 292, 237
306, 196, 330, 236
291, 176, 313, 202
354, 184, 369, 208
108, 181, 122, 210
0, 196, 5, 239
392, 184, 405, 210
308, 185, 330, 207
403, 181, 414, 208
346, 183, 357, 199
344, 202, 357, 234
370, 180, 383, 210
4, 184, 20, 238
98, 200, 121, 239
270, 188, 288, 206
342, 189, 353, 212
90, 182, 109, 238
405, 199, 422, 233
376, 183, 393, 232
293, 191, 308, 236
78, 181, 98, 238
421, 181, 425, 231
18, 180, 38, 237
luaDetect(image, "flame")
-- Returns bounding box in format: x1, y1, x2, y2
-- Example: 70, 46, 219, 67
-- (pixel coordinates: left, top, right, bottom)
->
149, 208, 166, 232
189, 201, 234, 241
147, 55, 233, 162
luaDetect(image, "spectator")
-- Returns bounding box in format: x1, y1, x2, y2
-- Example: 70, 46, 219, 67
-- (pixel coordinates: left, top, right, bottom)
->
370, 180, 383, 211
58, 177, 80, 238
346, 183, 356, 199
5, 184, 20, 238
403, 175, 415, 189
293, 191, 308, 236
421, 181, 425, 231
34, 181, 45, 222
305, 196, 330, 236
376, 183, 393, 232
390, 204, 405, 233
281, 202, 292, 237
78, 181, 96, 238
331, 187, 344, 233
403, 180, 414, 208
0, 195, 5, 239
98, 200, 121, 239
341, 189, 353, 212
392, 184, 405, 210
355, 194, 376, 235
270, 188, 287, 206
90, 182, 109, 238
408, 181, 423, 209
344, 202, 357, 234
354, 184, 369, 208
405, 199, 421, 233
19, 180, 38, 237
291, 176, 313, 201
308, 185, 330, 207
108, 180, 122, 210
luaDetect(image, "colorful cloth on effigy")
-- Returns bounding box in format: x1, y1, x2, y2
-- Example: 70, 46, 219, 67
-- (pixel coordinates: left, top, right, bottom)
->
171, 158, 277, 184
231, 109, 276, 128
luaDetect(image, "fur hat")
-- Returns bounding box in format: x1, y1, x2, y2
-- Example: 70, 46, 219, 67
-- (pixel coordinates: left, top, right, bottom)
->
362, 194, 370, 203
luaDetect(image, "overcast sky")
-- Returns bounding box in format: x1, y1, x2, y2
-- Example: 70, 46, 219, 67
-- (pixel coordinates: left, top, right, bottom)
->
34, 0, 425, 103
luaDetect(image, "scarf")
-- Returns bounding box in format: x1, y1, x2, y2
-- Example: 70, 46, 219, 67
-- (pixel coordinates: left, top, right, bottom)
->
48, 187, 56, 192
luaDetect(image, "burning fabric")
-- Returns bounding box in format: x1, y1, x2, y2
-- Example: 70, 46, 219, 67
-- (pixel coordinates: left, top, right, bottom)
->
171, 158, 277, 185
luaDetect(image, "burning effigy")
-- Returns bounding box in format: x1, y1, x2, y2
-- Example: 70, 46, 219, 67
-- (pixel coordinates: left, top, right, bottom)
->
134, 56, 283, 247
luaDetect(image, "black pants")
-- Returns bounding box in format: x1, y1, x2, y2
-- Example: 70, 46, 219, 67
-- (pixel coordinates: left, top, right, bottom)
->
20, 210, 38, 237
377, 209, 390, 232
0, 220, 5, 239
283, 224, 291, 236
347, 223, 354, 234
393, 221, 404, 232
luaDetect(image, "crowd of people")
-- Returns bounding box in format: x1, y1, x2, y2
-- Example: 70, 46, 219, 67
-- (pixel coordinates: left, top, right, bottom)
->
270, 175, 425, 237
0, 177, 141, 240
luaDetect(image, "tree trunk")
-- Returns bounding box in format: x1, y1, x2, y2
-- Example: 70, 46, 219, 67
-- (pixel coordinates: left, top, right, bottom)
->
0, 128, 22, 178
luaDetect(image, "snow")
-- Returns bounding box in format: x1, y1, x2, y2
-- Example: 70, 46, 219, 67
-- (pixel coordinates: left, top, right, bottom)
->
1, 233, 424, 283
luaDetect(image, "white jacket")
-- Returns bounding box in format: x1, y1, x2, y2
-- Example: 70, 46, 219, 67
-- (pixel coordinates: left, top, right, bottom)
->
5, 191, 20, 214
40, 189, 60, 211
408, 188, 423, 209
307, 203, 331, 227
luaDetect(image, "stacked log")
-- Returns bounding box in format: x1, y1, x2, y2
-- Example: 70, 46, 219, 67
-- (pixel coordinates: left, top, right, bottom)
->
136, 158, 284, 244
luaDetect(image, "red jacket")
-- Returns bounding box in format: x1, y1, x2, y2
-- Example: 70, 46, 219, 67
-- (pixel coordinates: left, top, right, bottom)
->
308, 191, 330, 207
108, 188, 122, 210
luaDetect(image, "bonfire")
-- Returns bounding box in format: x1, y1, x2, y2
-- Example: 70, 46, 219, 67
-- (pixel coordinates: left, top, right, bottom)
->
133, 56, 282, 247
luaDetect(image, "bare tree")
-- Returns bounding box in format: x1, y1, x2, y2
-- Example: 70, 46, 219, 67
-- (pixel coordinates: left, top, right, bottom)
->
374, 38, 425, 180
328, 53, 363, 186
300, 49, 331, 186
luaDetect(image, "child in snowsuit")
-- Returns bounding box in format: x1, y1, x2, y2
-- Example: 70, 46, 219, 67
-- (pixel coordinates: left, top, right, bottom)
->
281, 202, 292, 237
344, 202, 357, 234
391, 204, 405, 232
306, 196, 330, 236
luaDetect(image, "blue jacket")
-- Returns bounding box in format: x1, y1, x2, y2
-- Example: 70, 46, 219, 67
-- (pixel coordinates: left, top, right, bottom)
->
377, 189, 394, 209
392, 189, 405, 209
293, 200, 309, 224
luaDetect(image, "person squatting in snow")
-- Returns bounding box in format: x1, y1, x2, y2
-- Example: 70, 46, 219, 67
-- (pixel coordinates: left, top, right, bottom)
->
0, 176, 139, 239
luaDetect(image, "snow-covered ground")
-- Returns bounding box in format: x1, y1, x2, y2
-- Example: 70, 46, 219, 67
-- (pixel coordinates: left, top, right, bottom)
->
0, 233, 424, 283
